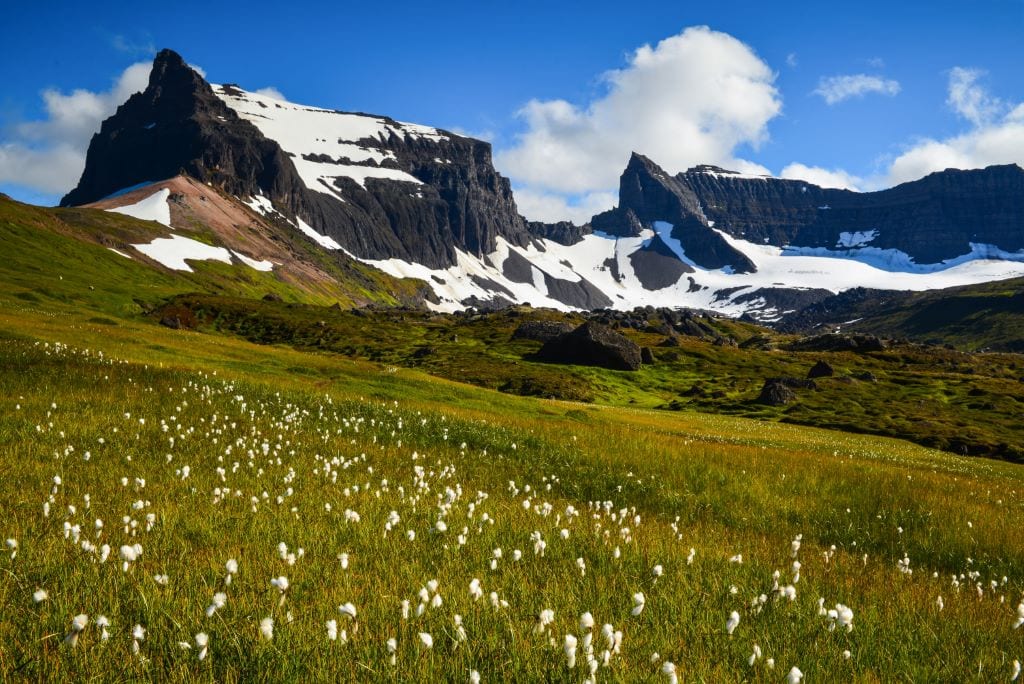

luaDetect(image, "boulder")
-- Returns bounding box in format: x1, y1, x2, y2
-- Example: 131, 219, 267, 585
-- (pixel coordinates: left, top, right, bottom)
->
536, 322, 643, 371
512, 320, 575, 343
807, 360, 835, 378
757, 379, 796, 406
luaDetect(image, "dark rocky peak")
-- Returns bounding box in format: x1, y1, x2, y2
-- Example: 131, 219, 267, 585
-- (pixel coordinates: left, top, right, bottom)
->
590, 153, 757, 273
61, 48, 302, 208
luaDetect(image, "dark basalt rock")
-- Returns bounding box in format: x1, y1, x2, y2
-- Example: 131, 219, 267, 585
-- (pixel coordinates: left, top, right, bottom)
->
785, 333, 886, 353
641, 347, 655, 364
62, 49, 544, 271
511, 320, 574, 343
807, 360, 835, 378
757, 379, 796, 405
591, 154, 757, 273
675, 163, 1024, 265
536, 321, 643, 371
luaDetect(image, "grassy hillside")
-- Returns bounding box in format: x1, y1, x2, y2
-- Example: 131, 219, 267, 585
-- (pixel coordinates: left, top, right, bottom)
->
153, 293, 1024, 462
780, 278, 1024, 352
3, 313, 1024, 681
0, 194, 427, 315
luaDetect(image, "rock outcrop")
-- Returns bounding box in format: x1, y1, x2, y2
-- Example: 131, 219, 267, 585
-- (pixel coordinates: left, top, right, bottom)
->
536, 322, 643, 371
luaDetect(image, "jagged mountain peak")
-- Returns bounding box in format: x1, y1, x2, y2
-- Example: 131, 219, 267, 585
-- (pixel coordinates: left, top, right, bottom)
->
58, 49, 1024, 317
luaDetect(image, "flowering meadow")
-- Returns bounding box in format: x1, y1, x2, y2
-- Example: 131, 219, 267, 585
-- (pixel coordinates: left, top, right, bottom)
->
2, 339, 1023, 681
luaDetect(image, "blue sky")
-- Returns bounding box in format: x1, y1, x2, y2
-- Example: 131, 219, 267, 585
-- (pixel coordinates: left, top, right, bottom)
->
2, 0, 1022, 220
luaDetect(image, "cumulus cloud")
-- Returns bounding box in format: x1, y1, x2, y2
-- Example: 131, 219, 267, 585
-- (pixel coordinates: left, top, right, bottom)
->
0, 62, 151, 198
779, 163, 862, 191
513, 188, 619, 225
946, 67, 1001, 126
813, 74, 901, 105
496, 26, 782, 223
885, 67, 1024, 185
254, 86, 285, 101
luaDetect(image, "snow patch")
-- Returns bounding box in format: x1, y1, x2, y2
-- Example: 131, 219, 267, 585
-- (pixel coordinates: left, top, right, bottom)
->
132, 234, 232, 272
296, 217, 343, 250
213, 85, 435, 194
107, 189, 172, 227
836, 230, 878, 248
231, 251, 274, 271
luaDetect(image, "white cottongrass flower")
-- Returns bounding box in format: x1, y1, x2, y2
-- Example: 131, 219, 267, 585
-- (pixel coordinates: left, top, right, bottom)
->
829, 603, 854, 632
33, 588, 48, 603
469, 670, 480, 684
65, 614, 88, 647
418, 632, 433, 650
337, 553, 349, 570
726, 611, 740, 635
1011, 659, 1021, 682
119, 544, 142, 572
339, 602, 357, 620
661, 661, 678, 684
6, 538, 18, 558
652, 564, 663, 582
564, 634, 578, 668
271, 576, 289, 605
686, 548, 696, 565
579, 612, 595, 631
326, 619, 338, 641
387, 637, 398, 666
453, 614, 467, 645
748, 643, 762, 666
576, 557, 586, 576
206, 592, 227, 618
469, 578, 483, 601
535, 608, 555, 634
1015, 601, 1024, 629
631, 592, 646, 616
787, 665, 804, 683
195, 632, 209, 660
729, 554, 743, 564
132, 624, 146, 655
96, 615, 109, 641
259, 617, 274, 641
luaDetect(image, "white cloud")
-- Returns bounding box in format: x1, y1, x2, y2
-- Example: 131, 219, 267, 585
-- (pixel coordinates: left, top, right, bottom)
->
786, 53, 798, 68
513, 188, 619, 225
254, 86, 285, 101
946, 67, 1001, 126
779, 163, 862, 190
885, 67, 1024, 185
0, 62, 151, 198
496, 26, 782, 222
813, 74, 901, 105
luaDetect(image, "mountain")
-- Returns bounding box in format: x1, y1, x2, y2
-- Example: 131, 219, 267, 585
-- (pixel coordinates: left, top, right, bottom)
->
776, 277, 1024, 352
60, 49, 1024, 318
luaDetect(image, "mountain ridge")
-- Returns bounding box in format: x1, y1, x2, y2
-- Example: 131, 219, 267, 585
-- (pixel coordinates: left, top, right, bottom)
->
59, 48, 1024, 316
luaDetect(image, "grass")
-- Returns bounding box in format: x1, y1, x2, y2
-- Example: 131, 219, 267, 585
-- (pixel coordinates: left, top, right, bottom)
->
2, 309, 1024, 680
155, 293, 1024, 462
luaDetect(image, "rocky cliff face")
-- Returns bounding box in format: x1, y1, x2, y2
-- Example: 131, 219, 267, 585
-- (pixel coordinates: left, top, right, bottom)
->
590, 154, 757, 272
673, 163, 1024, 264
62, 49, 533, 269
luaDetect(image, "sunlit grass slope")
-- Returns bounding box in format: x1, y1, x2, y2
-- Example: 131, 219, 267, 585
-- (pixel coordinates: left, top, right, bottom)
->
1, 325, 1023, 681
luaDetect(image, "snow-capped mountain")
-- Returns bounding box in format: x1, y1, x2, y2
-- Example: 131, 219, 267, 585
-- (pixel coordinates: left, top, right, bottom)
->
62, 49, 1024, 319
